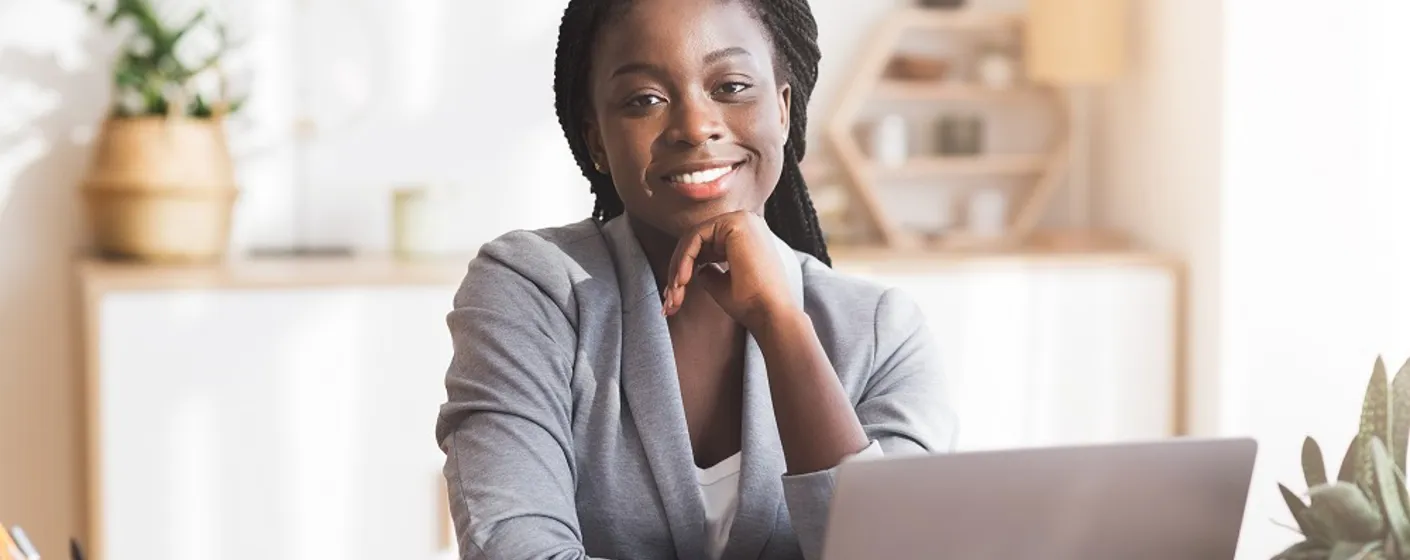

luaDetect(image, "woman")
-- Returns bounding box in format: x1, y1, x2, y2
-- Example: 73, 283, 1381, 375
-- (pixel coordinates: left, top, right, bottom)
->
435, 0, 957, 558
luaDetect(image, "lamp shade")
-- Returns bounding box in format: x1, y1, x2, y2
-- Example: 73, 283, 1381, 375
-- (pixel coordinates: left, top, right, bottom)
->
1024, 0, 1129, 84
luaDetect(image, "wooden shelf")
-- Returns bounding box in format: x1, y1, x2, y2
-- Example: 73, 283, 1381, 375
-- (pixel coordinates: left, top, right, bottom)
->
822, 7, 1063, 250
869, 154, 1048, 178
903, 8, 1024, 31
76, 253, 473, 294
829, 244, 1180, 270
873, 80, 1045, 102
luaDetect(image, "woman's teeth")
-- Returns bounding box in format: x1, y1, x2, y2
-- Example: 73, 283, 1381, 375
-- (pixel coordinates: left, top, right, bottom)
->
668, 165, 732, 185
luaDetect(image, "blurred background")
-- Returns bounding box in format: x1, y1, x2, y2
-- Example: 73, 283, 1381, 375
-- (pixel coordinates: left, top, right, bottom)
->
1, 0, 1407, 558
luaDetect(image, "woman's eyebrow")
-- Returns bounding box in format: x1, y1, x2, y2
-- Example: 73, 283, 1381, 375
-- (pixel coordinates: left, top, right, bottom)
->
703, 46, 751, 65
611, 61, 665, 80
610, 47, 754, 79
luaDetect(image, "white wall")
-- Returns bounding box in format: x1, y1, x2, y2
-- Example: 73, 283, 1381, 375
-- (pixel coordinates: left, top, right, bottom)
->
0, 0, 112, 553
1095, 0, 1224, 437
285, 0, 1036, 252
1099, 0, 1410, 556
286, 0, 916, 253
1222, 0, 1410, 557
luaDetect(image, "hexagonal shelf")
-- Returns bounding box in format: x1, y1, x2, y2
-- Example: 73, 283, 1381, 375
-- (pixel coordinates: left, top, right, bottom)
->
818, 7, 1071, 251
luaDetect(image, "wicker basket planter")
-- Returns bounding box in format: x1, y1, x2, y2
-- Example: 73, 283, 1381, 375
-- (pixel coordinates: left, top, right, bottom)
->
82, 117, 239, 262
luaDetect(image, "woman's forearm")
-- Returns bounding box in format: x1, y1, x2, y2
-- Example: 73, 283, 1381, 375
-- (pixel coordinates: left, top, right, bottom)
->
750, 306, 869, 475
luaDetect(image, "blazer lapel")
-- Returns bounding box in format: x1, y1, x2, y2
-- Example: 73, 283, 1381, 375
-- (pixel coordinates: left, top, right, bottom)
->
603, 216, 708, 560
722, 236, 806, 560
604, 217, 809, 560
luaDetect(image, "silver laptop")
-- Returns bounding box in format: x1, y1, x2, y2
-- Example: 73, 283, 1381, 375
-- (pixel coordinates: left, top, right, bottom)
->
821, 438, 1258, 560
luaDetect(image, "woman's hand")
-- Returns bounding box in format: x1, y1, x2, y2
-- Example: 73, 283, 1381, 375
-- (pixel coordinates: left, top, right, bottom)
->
666, 211, 872, 476
662, 211, 798, 331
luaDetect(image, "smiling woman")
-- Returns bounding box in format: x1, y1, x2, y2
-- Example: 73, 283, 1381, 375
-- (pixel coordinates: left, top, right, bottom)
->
555, 0, 829, 265
434, 1, 957, 560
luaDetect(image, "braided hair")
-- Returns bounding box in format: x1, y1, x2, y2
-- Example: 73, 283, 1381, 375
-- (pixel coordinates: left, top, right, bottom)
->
553, 0, 832, 267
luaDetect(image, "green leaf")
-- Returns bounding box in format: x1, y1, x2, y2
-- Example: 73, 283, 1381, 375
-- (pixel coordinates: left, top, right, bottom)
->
1391, 465, 1410, 560
1273, 540, 1328, 560
1282, 483, 1319, 539
1309, 481, 1386, 542
1274, 540, 1330, 560
1391, 358, 1410, 472
1332, 541, 1380, 560
1370, 438, 1410, 552
1395, 462, 1410, 525
1342, 434, 1377, 491
1308, 437, 1331, 488
1363, 358, 1392, 448
167, 8, 208, 49
172, 54, 222, 83
119, 0, 170, 49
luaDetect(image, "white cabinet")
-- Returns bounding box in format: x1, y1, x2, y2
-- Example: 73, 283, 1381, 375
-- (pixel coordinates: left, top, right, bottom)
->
836, 257, 1180, 451
82, 262, 463, 560
79, 253, 1180, 559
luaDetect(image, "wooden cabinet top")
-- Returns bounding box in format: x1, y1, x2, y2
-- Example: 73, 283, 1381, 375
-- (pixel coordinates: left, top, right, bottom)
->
76, 247, 1181, 295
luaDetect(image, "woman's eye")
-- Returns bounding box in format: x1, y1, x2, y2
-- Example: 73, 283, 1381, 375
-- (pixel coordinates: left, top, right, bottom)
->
627, 94, 665, 108
717, 82, 752, 95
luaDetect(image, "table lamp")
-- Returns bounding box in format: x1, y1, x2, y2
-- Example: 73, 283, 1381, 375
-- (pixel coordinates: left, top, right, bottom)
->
1024, 0, 1129, 249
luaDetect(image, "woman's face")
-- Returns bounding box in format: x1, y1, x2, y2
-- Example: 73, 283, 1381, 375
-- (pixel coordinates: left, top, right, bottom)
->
585, 0, 790, 238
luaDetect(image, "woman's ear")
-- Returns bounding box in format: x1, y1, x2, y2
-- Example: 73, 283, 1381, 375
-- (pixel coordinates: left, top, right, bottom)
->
583, 119, 609, 174
778, 84, 792, 137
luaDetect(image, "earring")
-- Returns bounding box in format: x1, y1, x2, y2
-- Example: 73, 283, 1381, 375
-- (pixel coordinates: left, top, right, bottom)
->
594, 161, 607, 175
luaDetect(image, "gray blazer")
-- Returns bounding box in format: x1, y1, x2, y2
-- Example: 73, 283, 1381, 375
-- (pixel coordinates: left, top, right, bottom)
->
435, 216, 957, 560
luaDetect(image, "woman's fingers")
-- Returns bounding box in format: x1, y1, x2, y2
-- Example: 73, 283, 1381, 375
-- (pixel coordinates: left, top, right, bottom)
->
664, 216, 731, 316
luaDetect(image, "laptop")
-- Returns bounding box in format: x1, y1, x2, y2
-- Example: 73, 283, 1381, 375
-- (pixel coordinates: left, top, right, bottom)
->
821, 437, 1258, 560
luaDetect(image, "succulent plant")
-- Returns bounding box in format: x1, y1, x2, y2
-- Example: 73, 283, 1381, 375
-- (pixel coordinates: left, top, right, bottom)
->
1275, 357, 1410, 560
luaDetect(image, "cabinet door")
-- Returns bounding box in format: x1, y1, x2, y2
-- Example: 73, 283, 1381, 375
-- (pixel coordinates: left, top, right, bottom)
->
96, 286, 460, 560
835, 263, 1177, 452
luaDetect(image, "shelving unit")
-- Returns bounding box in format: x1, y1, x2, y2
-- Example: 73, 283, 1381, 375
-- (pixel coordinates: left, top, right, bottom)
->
820, 7, 1070, 251
870, 154, 1049, 178
872, 80, 1048, 102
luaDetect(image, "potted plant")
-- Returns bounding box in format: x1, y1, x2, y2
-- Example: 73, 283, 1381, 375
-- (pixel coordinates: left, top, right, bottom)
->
1274, 357, 1410, 559
79, 0, 245, 262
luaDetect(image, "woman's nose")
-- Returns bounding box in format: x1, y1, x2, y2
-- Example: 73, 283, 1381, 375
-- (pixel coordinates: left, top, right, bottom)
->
665, 92, 726, 147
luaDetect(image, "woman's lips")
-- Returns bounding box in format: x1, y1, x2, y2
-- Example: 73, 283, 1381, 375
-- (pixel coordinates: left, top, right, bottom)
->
662, 162, 742, 201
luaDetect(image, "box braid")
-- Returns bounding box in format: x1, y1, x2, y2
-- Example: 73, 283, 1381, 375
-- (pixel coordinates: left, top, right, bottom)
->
553, 0, 832, 267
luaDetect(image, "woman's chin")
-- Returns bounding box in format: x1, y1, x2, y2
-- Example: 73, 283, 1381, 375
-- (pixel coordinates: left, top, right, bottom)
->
666, 203, 759, 232
623, 193, 767, 239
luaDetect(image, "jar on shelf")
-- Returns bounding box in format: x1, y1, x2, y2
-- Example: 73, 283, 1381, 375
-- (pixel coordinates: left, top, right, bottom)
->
976, 46, 1020, 89
872, 114, 909, 168
391, 185, 450, 259
968, 187, 1010, 238
938, 115, 984, 156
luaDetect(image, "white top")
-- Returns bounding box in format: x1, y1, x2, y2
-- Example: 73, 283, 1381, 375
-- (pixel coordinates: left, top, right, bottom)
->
697, 452, 744, 560
696, 440, 884, 560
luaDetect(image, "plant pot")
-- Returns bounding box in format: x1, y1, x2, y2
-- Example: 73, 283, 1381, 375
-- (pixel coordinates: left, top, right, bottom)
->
82, 116, 239, 262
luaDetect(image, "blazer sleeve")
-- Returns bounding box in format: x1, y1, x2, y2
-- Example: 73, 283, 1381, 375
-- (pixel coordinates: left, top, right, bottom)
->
779, 287, 959, 560
434, 237, 608, 560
